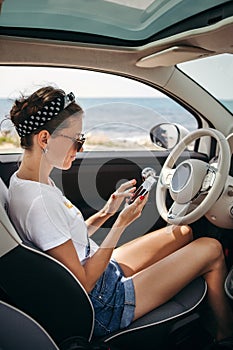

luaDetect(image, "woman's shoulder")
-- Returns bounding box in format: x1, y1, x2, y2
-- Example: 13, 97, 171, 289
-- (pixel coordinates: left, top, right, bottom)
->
9, 172, 61, 202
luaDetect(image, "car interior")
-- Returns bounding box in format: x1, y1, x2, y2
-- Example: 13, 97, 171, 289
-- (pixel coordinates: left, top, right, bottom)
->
1, 1, 233, 349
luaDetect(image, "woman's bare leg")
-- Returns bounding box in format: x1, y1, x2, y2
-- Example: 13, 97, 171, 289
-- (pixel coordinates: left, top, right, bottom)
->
204, 244, 233, 340
113, 225, 193, 276
131, 237, 233, 340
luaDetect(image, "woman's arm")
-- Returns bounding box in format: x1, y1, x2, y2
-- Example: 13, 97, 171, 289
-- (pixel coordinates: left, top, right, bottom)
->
84, 207, 114, 237
46, 195, 146, 293
85, 179, 136, 236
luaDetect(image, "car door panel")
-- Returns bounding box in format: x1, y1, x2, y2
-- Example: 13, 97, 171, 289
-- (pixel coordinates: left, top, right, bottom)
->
50, 150, 208, 245
0, 150, 208, 245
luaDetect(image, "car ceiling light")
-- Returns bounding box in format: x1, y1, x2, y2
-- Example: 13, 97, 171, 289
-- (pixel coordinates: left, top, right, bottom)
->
136, 45, 212, 67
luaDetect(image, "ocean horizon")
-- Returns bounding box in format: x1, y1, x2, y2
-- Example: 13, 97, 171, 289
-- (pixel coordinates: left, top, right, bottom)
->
1, 97, 233, 141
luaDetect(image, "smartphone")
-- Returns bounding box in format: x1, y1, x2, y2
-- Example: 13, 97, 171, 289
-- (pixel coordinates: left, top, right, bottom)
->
128, 175, 157, 204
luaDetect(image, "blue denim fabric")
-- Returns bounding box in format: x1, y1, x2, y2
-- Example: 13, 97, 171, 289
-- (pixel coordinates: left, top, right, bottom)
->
89, 259, 135, 337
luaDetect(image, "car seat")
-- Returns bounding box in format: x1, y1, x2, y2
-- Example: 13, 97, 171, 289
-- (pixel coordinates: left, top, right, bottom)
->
0, 300, 59, 350
0, 177, 208, 349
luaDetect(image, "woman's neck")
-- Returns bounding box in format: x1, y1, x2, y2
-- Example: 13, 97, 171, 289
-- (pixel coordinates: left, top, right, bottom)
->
17, 150, 52, 185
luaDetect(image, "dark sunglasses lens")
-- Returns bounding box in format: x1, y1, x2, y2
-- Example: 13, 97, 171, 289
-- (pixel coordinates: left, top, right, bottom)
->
75, 138, 85, 151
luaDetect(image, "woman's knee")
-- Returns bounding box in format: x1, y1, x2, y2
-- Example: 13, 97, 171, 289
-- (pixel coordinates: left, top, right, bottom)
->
173, 224, 193, 243
181, 225, 193, 239
197, 237, 225, 264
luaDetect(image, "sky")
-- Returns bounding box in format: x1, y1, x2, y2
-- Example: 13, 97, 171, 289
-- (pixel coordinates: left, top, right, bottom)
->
179, 54, 233, 100
0, 54, 233, 99
0, 66, 161, 99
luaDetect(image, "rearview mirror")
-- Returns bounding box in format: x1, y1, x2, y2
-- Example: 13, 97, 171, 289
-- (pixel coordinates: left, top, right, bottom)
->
150, 123, 189, 150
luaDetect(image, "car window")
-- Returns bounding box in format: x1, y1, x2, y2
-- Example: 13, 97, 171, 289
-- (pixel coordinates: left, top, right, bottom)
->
0, 66, 197, 153
178, 54, 233, 114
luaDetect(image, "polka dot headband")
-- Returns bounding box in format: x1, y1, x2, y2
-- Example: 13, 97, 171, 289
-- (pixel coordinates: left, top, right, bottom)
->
15, 92, 75, 137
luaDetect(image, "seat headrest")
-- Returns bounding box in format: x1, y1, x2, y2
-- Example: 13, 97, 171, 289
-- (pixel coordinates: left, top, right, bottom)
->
0, 177, 21, 257
0, 177, 9, 212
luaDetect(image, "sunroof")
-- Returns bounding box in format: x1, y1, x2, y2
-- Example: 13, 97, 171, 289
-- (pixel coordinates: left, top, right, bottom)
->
105, 0, 155, 10
0, 0, 232, 42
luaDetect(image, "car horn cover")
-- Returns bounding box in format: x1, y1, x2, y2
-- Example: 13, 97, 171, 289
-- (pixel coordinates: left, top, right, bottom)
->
169, 159, 209, 204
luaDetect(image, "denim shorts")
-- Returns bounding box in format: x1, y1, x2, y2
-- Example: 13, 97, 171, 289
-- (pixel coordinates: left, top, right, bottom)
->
89, 259, 135, 337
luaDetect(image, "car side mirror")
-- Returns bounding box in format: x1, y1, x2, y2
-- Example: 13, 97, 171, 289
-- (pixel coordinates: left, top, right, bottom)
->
150, 123, 189, 150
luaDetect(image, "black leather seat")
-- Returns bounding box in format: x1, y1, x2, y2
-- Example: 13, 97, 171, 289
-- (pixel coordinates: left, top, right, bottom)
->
0, 300, 59, 350
0, 177, 207, 349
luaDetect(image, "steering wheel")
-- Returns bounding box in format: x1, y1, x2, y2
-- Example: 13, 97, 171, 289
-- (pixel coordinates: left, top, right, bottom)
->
156, 128, 231, 225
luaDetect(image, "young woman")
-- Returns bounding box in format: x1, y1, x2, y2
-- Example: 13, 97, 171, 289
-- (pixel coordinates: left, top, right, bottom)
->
8, 86, 233, 346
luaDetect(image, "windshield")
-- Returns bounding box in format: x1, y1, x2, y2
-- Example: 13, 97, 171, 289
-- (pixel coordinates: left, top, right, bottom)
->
0, 0, 232, 42
178, 54, 233, 114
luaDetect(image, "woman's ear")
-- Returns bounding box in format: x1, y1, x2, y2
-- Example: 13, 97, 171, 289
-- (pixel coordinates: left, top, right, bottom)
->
37, 130, 50, 150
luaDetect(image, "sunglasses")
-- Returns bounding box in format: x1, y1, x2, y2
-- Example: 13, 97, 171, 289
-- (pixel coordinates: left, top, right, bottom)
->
63, 92, 76, 109
57, 133, 85, 151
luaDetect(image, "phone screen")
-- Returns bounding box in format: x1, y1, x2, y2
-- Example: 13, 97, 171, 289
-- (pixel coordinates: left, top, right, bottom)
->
128, 175, 157, 204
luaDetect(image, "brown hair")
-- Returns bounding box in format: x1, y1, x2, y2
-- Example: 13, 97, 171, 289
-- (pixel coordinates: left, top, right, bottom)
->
10, 86, 83, 149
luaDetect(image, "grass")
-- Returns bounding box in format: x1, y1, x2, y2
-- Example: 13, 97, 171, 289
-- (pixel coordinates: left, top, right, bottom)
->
0, 131, 20, 147
0, 131, 156, 152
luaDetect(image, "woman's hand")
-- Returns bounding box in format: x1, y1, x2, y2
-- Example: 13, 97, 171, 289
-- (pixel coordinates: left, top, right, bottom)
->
100, 194, 149, 249
86, 179, 137, 236
102, 179, 137, 216
117, 194, 148, 228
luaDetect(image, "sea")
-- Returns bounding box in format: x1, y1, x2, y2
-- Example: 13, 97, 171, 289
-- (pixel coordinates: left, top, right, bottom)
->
1, 97, 233, 142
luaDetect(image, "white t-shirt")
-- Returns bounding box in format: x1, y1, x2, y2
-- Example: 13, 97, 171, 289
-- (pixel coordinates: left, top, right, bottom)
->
8, 172, 99, 263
